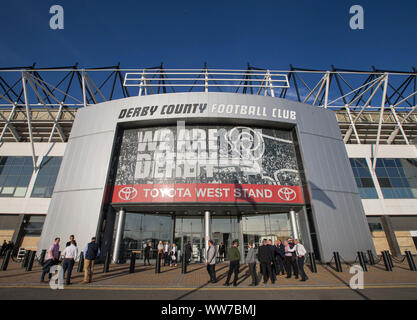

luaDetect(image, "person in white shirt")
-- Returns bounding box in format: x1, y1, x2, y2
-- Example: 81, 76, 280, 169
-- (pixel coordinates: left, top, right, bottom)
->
163, 241, 170, 266
284, 239, 299, 279
170, 243, 178, 267
61, 240, 78, 285
294, 239, 308, 281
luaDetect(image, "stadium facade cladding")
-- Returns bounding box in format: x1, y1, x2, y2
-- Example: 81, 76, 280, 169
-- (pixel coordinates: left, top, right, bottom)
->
0, 66, 416, 263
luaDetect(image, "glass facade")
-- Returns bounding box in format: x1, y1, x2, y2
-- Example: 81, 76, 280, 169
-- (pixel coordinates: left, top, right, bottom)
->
374, 158, 417, 199
0, 156, 34, 197
120, 213, 172, 261
242, 213, 293, 250
31, 157, 62, 198
349, 158, 378, 199
24, 215, 46, 235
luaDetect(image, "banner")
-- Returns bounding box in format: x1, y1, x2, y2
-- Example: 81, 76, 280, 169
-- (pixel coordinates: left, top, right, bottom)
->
112, 125, 304, 204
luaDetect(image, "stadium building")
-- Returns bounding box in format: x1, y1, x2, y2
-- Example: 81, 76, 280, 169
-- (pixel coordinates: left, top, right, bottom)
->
0, 65, 416, 263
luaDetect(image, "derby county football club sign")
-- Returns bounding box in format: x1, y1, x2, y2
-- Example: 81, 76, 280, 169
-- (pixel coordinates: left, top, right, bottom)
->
111, 125, 303, 204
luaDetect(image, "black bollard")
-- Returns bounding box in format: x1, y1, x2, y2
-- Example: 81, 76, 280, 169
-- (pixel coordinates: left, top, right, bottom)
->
77, 252, 84, 272
129, 252, 136, 273
39, 249, 47, 265
367, 250, 375, 265
26, 251, 36, 271
308, 252, 317, 273
385, 250, 394, 269
1, 250, 12, 271
381, 251, 392, 271
333, 252, 343, 272
103, 250, 111, 273
357, 251, 368, 272
181, 252, 187, 274
155, 253, 161, 274
405, 251, 416, 271
22, 250, 31, 268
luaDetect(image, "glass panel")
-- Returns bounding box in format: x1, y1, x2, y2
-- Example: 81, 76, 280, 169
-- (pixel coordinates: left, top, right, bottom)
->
386, 167, 400, 177
381, 188, 395, 199
375, 167, 387, 177
13, 187, 27, 197
242, 213, 292, 252
31, 156, 63, 198
383, 159, 396, 167
0, 156, 33, 198
120, 213, 172, 262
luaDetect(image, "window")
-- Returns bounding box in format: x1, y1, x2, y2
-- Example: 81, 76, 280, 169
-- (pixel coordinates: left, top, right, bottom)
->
31, 157, 62, 198
0, 157, 34, 197
24, 215, 45, 236
349, 158, 378, 199
367, 216, 383, 232
373, 158, 417, 199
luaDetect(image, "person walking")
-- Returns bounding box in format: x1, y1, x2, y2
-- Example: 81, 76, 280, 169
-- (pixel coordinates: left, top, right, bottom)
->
40, 237, 60, 283
245, 241, 258, 286
258, 239, 274, 284
61, 240, 78, 285
81, 237, 100, 284
295, 239, 308, 281
170, 243, 178, 267
66, 235, 77, 247
206, 240, 217, 283
274, 239, 286, 276
144, 242, 152, 266
223, 240, 241, 287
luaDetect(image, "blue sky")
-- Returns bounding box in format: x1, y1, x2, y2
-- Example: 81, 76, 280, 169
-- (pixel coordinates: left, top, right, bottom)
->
0, 0, 416, 70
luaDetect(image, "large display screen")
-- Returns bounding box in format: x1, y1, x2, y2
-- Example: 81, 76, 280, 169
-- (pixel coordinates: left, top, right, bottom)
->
111, 125, 303, 204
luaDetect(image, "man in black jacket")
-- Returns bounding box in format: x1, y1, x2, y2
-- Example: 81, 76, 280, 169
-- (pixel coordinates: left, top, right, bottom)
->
258, 239, 274, 284
185, 241, 192, 264
274, 239, 286, 276
66, 235, 77, 247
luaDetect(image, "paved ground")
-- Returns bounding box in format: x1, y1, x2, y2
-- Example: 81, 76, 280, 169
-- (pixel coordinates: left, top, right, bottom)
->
0, 258, 417, 300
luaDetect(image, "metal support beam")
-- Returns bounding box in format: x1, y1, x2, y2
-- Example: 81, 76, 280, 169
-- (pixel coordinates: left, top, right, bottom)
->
373, 74, 389, 169
388, 105, 409, 144
0, 103, 20, 142
204, 210, 210, 260
290, 210, 299, 240
112, 208, 126, 264
21, 72, 37, 170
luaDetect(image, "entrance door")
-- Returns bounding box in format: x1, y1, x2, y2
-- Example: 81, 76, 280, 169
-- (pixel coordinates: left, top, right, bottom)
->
211, 217, 239, 261
174, 217, 204, 263
242, 213, 293, 251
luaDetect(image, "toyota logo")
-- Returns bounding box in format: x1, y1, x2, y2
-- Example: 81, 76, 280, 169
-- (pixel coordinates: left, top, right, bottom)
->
118, 186, 138, 201
277, 187, 296, 201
